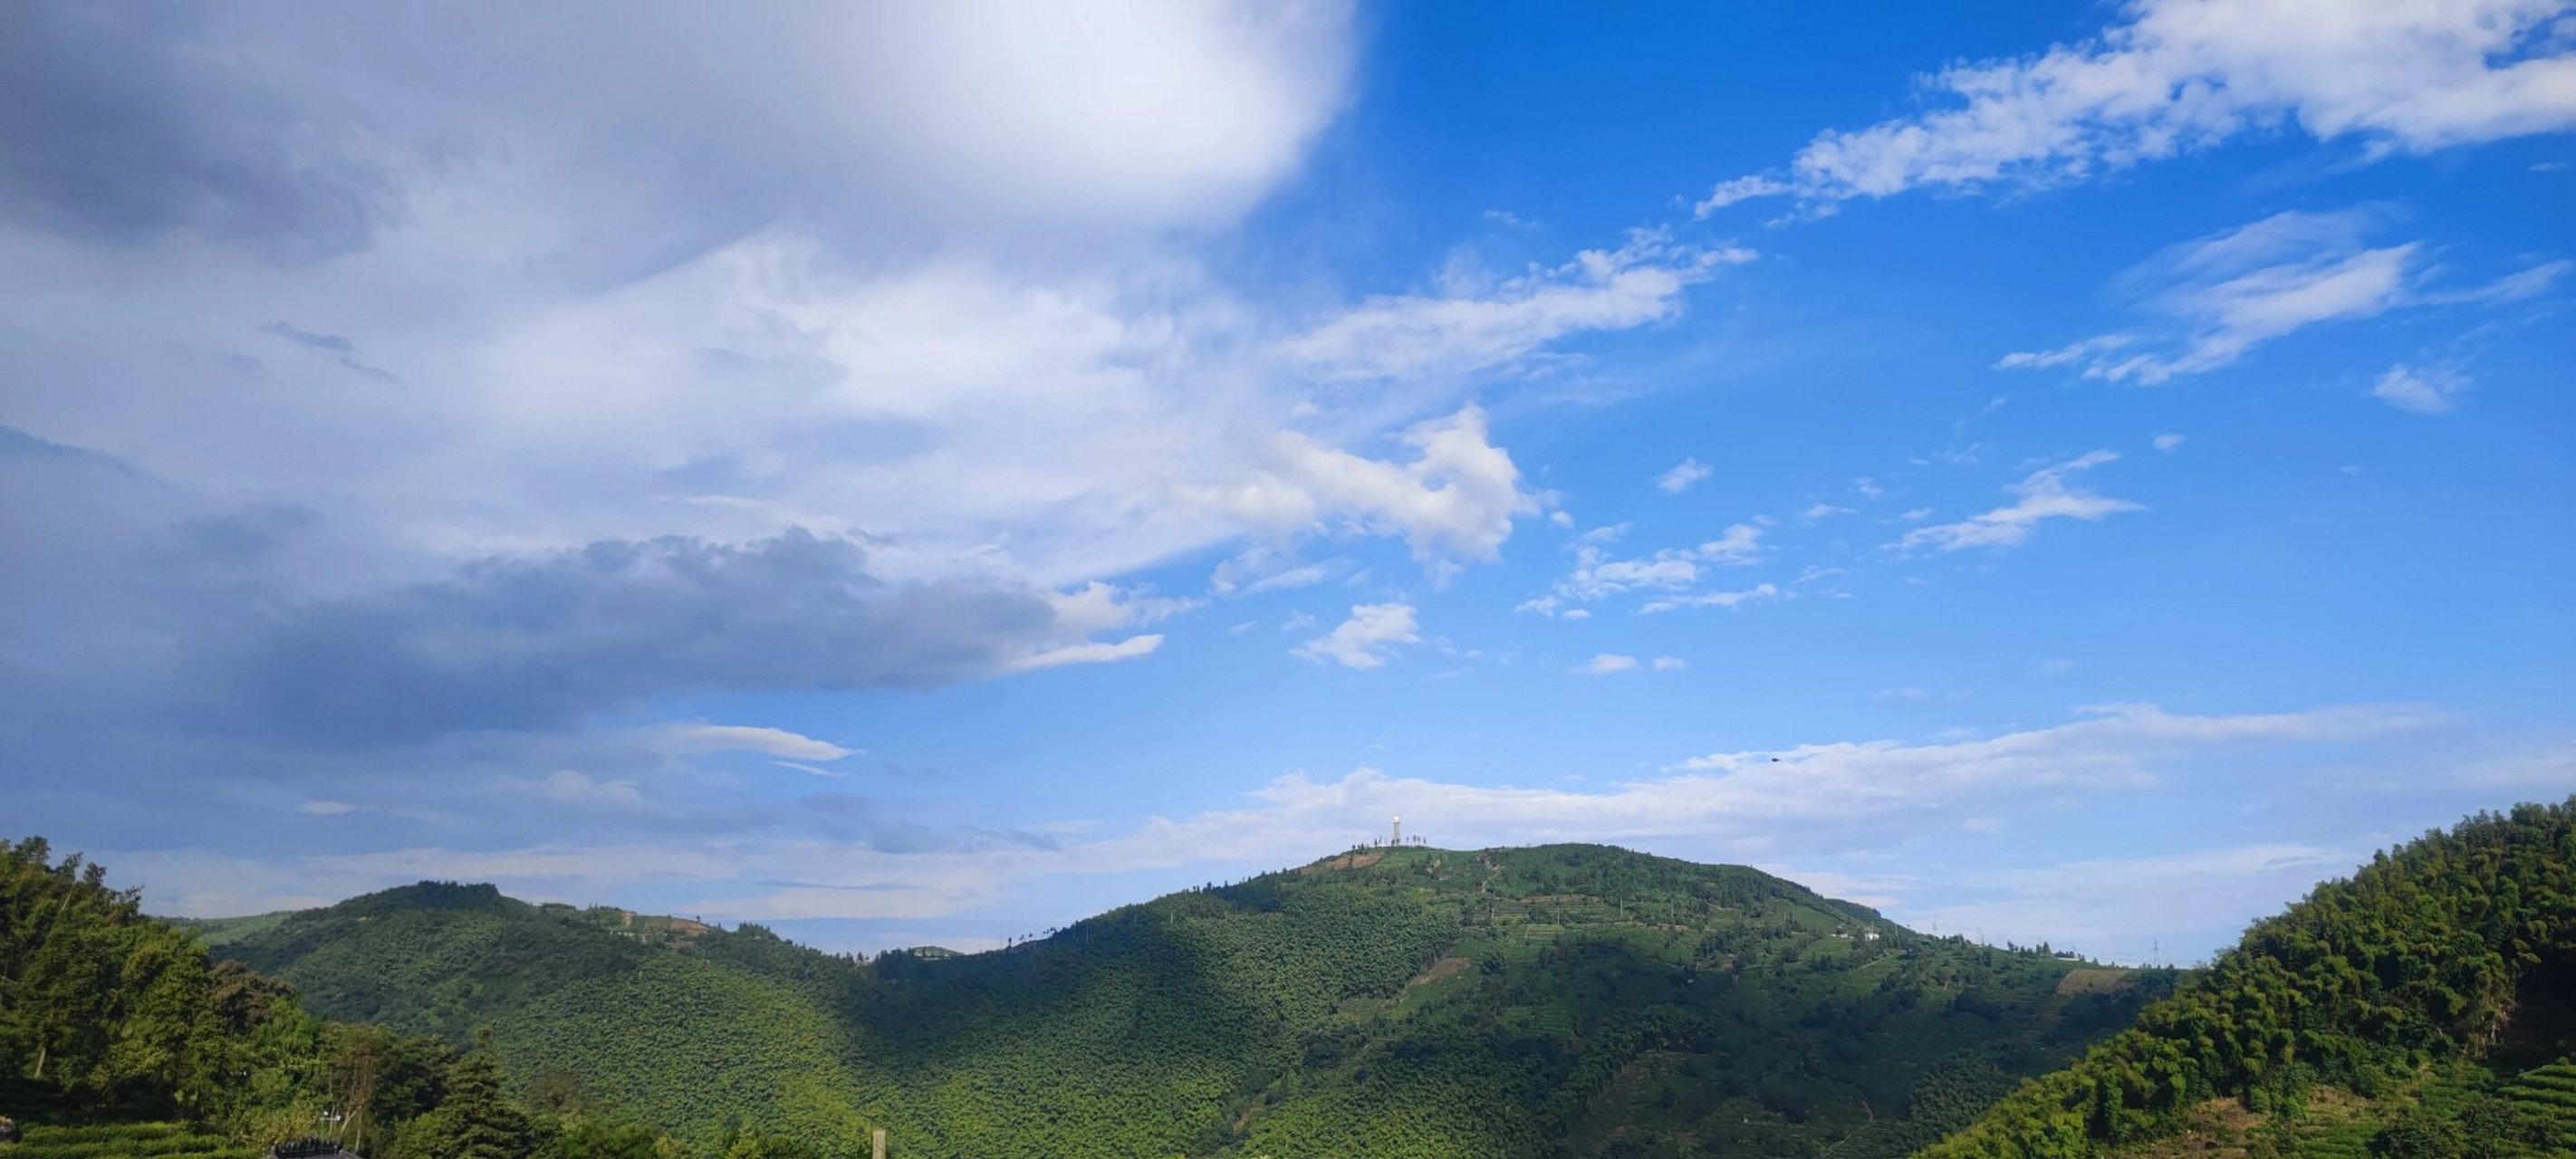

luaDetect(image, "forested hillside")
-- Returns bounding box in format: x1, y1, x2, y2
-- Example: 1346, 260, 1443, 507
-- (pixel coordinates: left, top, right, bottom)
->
1921, 798, 2576, 1159
0, 837, 782, 1159
209, 844, 2160, 1158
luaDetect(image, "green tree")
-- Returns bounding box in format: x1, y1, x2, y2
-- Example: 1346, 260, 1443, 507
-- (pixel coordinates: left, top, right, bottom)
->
401, 1049, 533, 1159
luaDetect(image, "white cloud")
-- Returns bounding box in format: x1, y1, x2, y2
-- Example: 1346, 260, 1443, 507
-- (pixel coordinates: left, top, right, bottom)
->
1538, 521, 1769, 612
772, 761, 855, 780
2371, 362, 2470, 414
2000, 211, 2431, 383
1699, 0, 2576, 208
1278, 231, 1753, 385
1639, 582, 1781, 614
1995, 334, 2136, 371
1801, 502, 1854, 522
1217, 407, 1541, 576
1694, 175, 1793, 216
1657, 457, 1714, 493
1568, 554, 1703, 598
2152, 433, 2185, 452
1650, 656, 1687, 671
1695, 522, 1764, 562
659, 723, 857, 761
1293, 602, 1421, 669
1897, 451, 2141, 552
498, 770, 649, 811
1003, 634, 1167, 673
2430, 258, 2571, 305
1209, 545, 1341, 596
1579, 653, 1640, 675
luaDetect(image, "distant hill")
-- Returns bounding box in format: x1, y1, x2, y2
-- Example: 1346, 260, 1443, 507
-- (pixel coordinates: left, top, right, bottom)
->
1920, 798, 2576, 1159
204, 843, 2162, 1158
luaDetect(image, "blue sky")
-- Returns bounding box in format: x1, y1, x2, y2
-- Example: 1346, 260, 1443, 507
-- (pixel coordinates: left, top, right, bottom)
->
4, 0, 2571, 965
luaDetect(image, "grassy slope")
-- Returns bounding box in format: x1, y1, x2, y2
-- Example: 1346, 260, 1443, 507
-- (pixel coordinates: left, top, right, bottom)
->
201, 844, 2161, 1159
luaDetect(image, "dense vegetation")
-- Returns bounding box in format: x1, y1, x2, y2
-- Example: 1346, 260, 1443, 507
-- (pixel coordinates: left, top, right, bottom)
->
1922, 799, 2576, 1159
207, 844, 2158, 1158
0, 837, 829, 1159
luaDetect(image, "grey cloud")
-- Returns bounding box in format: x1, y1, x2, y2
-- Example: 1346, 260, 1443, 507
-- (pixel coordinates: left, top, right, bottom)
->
216, 531, 1067, 744
0, 433, 1142, 877
257, 321, 399, 381
258, 321, 357, 357
0, 4, 399, 262
2, 432, 1130, 751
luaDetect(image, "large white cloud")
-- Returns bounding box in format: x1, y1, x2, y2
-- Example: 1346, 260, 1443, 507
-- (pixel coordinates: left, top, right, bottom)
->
0, 1, 1747, 618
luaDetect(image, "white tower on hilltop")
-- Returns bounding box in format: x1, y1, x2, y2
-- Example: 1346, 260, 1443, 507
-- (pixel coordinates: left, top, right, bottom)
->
1390, 816, 1402, 847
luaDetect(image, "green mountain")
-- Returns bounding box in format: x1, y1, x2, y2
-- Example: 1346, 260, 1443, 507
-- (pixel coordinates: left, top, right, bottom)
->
1921, 798, 2576, 1159
204, 844, 2162, 1158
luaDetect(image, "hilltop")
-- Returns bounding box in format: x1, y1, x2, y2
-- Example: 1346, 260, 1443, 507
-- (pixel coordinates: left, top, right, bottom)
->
198, 843, 2160, 1158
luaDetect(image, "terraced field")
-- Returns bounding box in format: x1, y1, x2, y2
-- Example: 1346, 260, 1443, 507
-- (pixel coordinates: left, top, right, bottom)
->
0, 1122, 257, 1159
2278, 1116, 2376, 1159
2498, 1059, 2576, 1145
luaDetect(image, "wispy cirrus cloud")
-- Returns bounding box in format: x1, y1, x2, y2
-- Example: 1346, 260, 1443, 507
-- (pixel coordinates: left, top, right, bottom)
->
1639, 583, 1782, 615
658, 723, 859, 762
1697, 0, 2576, 212
1897, 451, 2140, 552
1281, 232, 1754, 387
1995, 209, 2563, 384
